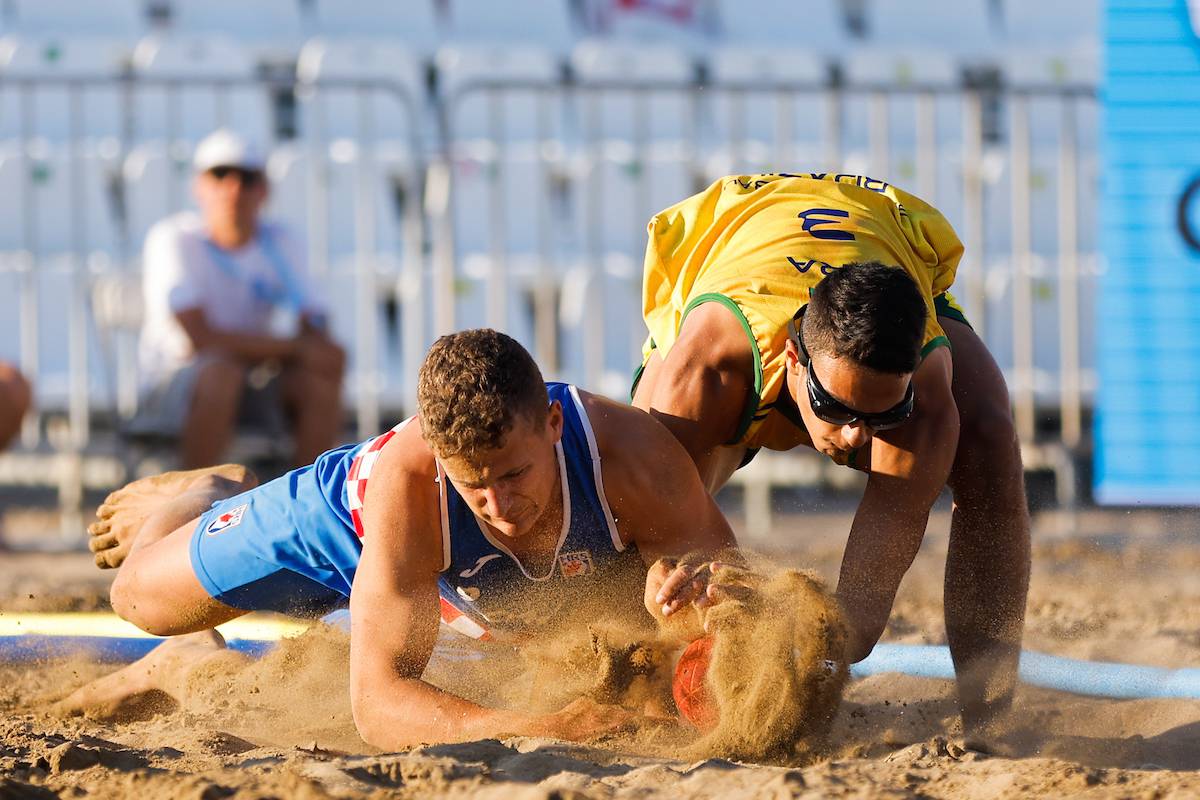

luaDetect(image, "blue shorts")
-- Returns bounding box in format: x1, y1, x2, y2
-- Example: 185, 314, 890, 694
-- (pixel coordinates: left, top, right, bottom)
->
189, 462, 363, 617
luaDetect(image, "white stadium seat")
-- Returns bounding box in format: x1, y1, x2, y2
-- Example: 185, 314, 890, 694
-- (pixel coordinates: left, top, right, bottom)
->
6, 0, 146, 39
130, 35, 273, 144
864, 0, 996, 58
586, 0, 719, 50
296, 38, 426, 146
1003, 0, 1100, 46
444, 0, 578, 52
840, 50, 965, 178
0, 144, 119, 255
265, 140, 413, 264
0, 36, 128, 143
437, 44, 565, 142
566, 143, 697, 260
570, 40, 697, 143
163, 0, 305, 57
449, 143, 569, 259
712, 0, 850, 49
310, 0, 442, 47
706, 49, 831, 161
121, 142, 196, 250
1001, 41, 1101, 91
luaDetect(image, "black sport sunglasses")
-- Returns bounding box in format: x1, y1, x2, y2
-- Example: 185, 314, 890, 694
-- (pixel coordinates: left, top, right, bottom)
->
208, 165, 264, 186
786, 306, 915, 431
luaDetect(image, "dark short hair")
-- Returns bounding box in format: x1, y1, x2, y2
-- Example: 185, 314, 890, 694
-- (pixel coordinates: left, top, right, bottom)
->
417, 329, 548, 458
801, 262, 927, 374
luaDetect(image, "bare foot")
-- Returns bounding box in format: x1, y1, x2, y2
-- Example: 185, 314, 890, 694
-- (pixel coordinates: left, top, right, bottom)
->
50, 630, 241, 722
88, 464, 257, 569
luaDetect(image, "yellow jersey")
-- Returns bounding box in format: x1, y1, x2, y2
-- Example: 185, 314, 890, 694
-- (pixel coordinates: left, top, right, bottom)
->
640, 172, 965, 452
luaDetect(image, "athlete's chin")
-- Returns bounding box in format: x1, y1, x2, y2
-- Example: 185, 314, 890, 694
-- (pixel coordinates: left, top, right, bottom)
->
488, 513, 533, 539
825, 447, 851, 465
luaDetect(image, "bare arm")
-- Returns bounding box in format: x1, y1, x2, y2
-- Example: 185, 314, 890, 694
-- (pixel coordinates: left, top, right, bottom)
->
175, 307, 300, 364
632, 302, 756, 492
349, 423, 632, 749
585, 392, 741, 621
836, 347, 959, 661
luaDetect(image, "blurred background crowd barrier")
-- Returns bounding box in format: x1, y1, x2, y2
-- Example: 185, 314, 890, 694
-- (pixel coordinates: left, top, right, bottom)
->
0, 0, 1100, 537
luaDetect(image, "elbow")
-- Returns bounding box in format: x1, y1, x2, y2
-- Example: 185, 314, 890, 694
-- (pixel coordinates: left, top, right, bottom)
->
845, 617, 887, 664
351, 695, 399, 751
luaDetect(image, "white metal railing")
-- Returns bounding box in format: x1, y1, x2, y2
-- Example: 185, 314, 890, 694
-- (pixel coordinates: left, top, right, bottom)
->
0, 68, 1098, 537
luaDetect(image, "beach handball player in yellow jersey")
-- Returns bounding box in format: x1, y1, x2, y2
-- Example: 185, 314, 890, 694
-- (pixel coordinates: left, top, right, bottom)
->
633, 172, 1030, 736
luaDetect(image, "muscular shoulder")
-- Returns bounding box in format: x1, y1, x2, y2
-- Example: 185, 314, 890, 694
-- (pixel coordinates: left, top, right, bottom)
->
360, 418, 442, 562
671, 301, 755, 377
643, 301, 755, 446
578, 390, 700, 508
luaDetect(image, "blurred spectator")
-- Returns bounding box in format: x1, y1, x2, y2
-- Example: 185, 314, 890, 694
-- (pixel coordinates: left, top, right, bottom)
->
135, 128, 345, 469
0, 362, 31, 452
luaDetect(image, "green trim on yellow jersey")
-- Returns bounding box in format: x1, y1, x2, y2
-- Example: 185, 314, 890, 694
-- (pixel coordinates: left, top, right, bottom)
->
680, 292, 763, 444
921, 335, 951, 359
630, 338, 655, 401
932, 292, 971, 330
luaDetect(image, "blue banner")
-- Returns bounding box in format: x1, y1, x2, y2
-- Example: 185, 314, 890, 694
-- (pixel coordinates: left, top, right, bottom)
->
1095, 0, 1200, 504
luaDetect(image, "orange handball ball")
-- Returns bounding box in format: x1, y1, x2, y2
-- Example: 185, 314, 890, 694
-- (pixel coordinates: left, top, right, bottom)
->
672, 636, 718, 731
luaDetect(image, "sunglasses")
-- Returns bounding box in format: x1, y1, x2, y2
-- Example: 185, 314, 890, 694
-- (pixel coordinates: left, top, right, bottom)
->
787, 306, 915, 431
208, 165, 264, 186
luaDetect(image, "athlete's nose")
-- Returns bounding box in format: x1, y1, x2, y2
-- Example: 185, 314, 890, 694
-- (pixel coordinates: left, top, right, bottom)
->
841, 421, 873, 450
482, 486, 513, 519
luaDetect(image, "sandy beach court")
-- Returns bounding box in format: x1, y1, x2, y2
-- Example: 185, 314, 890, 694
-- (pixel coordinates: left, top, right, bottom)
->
2, 507, 1198, 798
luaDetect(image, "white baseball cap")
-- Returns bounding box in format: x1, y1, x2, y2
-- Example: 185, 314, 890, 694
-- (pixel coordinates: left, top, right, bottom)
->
193, 128, 266, 174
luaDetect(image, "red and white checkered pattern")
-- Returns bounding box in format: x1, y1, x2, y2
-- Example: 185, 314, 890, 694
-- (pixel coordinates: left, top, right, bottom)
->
439, 597, 492, 640
343, 417, 493, 641
345, 418, 412, 538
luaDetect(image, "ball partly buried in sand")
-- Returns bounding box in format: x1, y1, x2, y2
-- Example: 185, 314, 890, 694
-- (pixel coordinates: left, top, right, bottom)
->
673, 636, 718, 731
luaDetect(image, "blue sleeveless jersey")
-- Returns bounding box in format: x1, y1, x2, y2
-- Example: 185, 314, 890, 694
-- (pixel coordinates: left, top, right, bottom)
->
434, 382, 644, 638
189, 382, 644, 639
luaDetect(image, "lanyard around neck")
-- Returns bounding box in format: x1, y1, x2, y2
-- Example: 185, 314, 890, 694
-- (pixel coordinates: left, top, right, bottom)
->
202, 227, 306, 311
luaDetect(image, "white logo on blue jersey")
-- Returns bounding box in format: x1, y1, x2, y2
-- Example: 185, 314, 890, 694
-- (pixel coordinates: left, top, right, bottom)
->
460, 553, 502, 579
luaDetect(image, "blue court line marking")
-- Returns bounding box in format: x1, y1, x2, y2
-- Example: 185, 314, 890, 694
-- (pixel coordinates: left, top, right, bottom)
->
853, 644, 1200, 700
4, 610, 1197, 699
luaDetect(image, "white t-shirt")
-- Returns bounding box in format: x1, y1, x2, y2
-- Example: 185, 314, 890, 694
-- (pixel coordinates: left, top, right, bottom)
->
138, 211, 323, 385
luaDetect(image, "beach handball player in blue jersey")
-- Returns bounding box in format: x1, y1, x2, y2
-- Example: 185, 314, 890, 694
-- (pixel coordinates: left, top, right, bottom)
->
76, 329, 739, 748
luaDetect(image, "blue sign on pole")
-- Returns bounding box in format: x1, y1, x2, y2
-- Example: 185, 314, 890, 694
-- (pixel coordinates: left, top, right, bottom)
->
1096, 0, 1200, 503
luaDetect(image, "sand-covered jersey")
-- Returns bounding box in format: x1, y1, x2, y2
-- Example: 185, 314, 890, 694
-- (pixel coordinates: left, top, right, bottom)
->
190, 383, 644, 638
340, 382, 643, 640
435, 382, 644, 639
639, 172, 964, 452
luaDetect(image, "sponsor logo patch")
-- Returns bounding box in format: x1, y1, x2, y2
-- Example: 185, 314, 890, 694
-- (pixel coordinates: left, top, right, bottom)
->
205, 503, 248, 536
558, 550, 594, 578
460, 553, 502, 579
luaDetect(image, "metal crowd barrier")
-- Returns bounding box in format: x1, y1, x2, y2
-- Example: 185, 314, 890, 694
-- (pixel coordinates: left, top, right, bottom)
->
0, 68, 1098, 540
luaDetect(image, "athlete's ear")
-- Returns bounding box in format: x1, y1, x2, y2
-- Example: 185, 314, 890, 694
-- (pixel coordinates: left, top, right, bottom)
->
546, 400, 564, 443
784, 337, 802, 374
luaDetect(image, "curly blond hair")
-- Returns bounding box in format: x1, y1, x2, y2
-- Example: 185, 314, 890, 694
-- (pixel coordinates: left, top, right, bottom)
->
417, 329, 548, 458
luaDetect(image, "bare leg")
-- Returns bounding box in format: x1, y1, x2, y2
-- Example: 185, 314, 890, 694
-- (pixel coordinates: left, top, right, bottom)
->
51, 630, 247, 722
0, 362, 31, 452
940, 317, 1031, 733
59, 468, 259, 718
88, 464, 257, 568
180, 355, 247, 469
282, 338, 345, 467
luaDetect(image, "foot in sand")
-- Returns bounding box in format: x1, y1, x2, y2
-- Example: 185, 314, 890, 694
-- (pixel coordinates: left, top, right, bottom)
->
50, 629, 244, 722
87, 464, 257, 569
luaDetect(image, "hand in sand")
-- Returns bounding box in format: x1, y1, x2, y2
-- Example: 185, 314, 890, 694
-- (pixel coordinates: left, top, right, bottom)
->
534, 696, 638, 742
646, 557, 724, 618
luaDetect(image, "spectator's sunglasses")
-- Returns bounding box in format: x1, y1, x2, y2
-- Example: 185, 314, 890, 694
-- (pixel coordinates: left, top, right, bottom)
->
208, 165, 264, 186
786, 306, 915, 430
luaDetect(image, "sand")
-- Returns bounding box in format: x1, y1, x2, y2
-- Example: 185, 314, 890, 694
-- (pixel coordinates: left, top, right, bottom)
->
2, 505, 1200, 798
